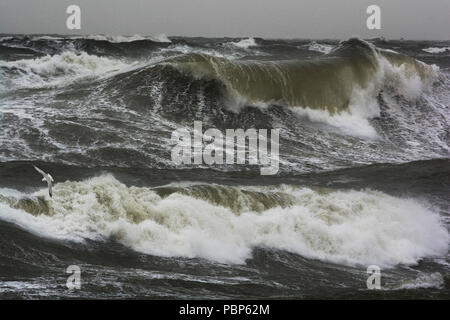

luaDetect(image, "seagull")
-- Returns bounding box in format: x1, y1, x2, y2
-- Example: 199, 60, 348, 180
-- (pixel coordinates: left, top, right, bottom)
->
33, 165, 54, 198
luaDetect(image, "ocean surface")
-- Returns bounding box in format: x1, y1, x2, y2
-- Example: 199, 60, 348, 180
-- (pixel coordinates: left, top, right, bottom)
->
0, 34, 449, 299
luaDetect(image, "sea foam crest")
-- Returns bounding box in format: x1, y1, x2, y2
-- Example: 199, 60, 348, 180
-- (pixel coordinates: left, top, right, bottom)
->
0, 51, 130, 89
0, 176, 448, 267
307, 41, 334, 54
229, 38, 257, 49
422, 47, 450, 54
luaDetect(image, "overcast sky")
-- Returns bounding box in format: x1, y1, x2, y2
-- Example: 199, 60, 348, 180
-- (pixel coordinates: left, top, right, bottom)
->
0, 0, 449, 40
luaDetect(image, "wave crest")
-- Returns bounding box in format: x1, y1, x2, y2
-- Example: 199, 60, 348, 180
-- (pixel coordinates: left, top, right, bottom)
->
157, 38, 437, 136
0, 51, 130, 89
0, 175, 447, 266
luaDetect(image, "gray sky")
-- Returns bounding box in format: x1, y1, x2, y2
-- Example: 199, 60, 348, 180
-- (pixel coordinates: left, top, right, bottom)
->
0, 0, 449, 40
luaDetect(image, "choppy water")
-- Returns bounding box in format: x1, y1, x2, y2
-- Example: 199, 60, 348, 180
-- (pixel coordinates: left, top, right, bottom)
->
0, 35, 449, 299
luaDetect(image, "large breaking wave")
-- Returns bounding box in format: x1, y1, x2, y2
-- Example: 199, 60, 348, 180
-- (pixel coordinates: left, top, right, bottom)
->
160, 39, 438, 136
0, 38, 440, 138
0, 175, 448, 266
0, 36, 448, 169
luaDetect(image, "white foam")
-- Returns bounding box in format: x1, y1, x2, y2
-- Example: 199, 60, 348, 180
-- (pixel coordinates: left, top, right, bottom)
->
307, 42, 334, 54
229, 38, 257, 49
290, 82, 381, 138
291, 52, 438, 138
149, 34, 172, 43
0, 281, 47, 293
0, 177, 447, 267
380, 48, 399, 54
0, 51, 131, 89
31, 36, 65, 41
379, 56, 437, 99
387, 272, 444, 290
422, 47, 450, 54
0, 36, 13, 42
71, 34, 171, 43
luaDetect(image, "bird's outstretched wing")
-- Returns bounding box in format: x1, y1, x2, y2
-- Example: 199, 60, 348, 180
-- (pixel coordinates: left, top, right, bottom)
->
33, 165, 46, 177
33, 165, 54, 198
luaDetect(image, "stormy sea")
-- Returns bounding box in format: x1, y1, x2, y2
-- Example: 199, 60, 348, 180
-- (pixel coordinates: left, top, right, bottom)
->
0, 34, 449, 299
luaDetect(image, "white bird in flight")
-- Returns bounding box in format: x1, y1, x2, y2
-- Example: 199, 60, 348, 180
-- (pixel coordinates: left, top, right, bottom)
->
33, 165, 54, 198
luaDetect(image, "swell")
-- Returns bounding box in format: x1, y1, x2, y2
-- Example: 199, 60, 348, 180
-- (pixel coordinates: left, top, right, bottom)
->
0, 173, 448, 266
0, 34, 172, 57
1, 38, 448, 170
161, 38, 378, 112
0, 51, 131, 90
0, 159, 449, 267
0, 37, 438, 113
158, 38, 437, 113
